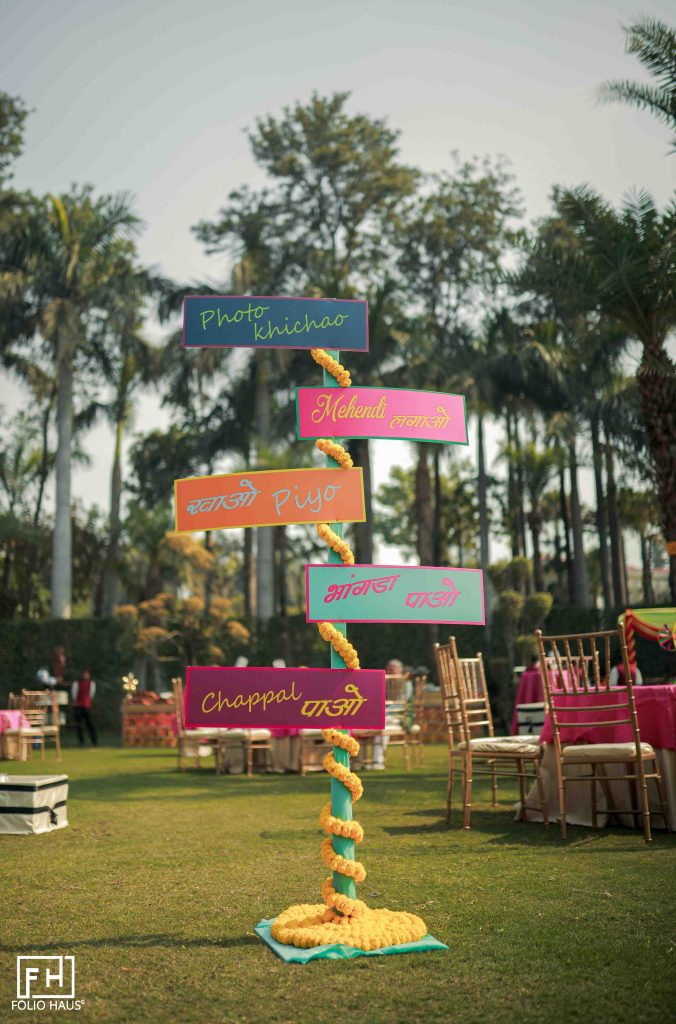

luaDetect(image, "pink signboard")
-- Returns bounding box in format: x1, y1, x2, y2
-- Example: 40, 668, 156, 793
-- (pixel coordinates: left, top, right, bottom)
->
185, 667, 385, 729
296, 386, 468, 445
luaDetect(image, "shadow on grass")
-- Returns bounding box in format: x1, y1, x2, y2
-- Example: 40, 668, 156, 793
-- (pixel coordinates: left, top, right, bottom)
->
384, 810, 675, 850
4, 934, 259, 954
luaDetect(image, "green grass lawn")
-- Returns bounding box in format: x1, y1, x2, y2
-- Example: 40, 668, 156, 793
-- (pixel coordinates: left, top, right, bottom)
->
1, 742, 675, 1024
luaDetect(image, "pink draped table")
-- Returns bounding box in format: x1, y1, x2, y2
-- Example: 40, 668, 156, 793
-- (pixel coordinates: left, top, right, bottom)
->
519, 685, 676, 831
0, 711, 30, 733
0, 711, 31, 761
539, 685, 676, 749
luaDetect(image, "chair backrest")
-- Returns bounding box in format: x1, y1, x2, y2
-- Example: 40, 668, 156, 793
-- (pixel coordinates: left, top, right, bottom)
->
412, 675, 427, 726
8, 692, 21, 709
385, 674, 408, 702
172, 677, 185, 731
434, 637, 495, 744
535, 625, 642, 756
19, 706, 48, 727
22, 689, 60, 729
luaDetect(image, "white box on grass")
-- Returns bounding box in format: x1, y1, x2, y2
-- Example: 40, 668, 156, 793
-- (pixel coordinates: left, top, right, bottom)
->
516, 703, 546, 736
0, 775, 68, 834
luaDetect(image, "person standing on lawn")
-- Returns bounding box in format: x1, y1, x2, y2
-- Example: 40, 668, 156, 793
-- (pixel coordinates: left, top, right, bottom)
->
71, 668, 99, 746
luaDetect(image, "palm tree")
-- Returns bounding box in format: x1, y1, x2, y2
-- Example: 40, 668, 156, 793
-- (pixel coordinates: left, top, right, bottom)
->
93, 281, 159, 616
557, 187, 676, 600
0, 186, 140, 616
598, 17, 676, 150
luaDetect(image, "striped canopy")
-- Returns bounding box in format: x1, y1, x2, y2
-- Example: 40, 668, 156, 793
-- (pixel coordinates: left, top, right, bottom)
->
618, 608, 676, 666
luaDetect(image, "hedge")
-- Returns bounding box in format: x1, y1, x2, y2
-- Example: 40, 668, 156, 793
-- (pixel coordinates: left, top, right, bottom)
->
1, 605, 672, 736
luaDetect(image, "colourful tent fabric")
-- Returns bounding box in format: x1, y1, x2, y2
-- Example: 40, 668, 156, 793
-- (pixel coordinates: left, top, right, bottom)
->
619, 608, 676, 666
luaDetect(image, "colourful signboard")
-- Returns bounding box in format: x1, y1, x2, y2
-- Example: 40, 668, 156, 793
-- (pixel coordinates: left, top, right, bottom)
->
296, 386, 468, 445
305, 564, 485, 625
183, 295, 369, 351
174, 467, 365, 533
184, 667, 385, 729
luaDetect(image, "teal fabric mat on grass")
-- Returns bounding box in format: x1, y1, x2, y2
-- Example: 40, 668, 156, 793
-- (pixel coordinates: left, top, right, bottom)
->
255, 918, 448, 963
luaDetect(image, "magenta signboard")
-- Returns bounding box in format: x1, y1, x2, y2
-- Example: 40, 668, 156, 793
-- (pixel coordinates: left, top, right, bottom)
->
296, 386, 468, 445
185, 667, 385, 729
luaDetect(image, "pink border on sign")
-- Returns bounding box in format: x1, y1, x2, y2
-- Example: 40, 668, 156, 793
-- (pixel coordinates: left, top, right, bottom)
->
304, 563, 486, 626
181, 294, 369, 351
296, 386, 468, 445
184, 665, 385, 729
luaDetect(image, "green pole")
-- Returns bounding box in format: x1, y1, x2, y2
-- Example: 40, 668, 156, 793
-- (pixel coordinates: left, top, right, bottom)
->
323, 350, 357, 901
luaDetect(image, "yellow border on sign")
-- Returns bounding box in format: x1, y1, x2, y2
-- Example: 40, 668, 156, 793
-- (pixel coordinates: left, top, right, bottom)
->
172, 465, 366, 534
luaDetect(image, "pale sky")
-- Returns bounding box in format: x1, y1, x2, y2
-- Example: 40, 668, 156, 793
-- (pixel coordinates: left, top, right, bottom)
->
1, 0, 674, 567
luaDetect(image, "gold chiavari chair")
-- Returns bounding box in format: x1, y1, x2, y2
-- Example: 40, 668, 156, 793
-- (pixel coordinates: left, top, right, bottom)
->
435, 638, 548, 829
535, 626, 669, 843
21, 690, 61, 760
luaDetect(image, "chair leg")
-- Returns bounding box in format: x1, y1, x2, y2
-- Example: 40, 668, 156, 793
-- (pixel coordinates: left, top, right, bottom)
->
516, 759, 526, 821
652, 759, 670, 829
446, 759, 455, 826
555, 759, 567, 839
247, 742, 253, 777
418, 742, 424, 768
534, 758, 548, 826
491, 764, 498, 807
463, 754, 472, 829
55, 732, 62, 761
635, 758, 652, 844
403, 740, 410, 771
591, 764, 598, 829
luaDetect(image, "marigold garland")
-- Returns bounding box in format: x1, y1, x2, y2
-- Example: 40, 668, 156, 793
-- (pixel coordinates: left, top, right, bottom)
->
315, 523, 355, 565
270, 347, 428, 952
310, 348, 352, 387
317, 621, 360, 669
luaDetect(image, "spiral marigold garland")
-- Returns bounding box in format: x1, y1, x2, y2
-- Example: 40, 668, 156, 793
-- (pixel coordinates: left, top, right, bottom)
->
270, 348, 427, 951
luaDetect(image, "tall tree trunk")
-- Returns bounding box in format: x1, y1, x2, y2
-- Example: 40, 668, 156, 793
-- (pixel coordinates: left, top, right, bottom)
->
590, 415, 612, 610
620, 529, 629, 606
477, 412, 493, 630
635, 339, 676, 602
19, 396, 53, 616
243, 527, 254, 621
414, 444, 433, 565
605, 442, 627, 608
255, 351, 274, 621
528, 511, 544, 592
641, 534, 655, 605
203, 528, 214, 617
505, 413, 519, 557
513, 416, 528, 563
432, 446, 442, 565
568, 442, 590, 608
558, 464, 574, 604
101, 408, 125, 616
349, 438, 373, 562
51, 337, 73, 618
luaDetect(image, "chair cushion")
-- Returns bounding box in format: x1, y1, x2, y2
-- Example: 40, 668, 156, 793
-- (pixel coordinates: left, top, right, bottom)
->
457, 737, 541, 756
300, 729, 325, 738
246, 729, 271, 741
562, 741, 655, 763
408, 724, 422, 734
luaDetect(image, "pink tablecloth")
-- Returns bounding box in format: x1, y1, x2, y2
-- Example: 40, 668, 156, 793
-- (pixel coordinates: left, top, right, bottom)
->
0, 711, 30, 733
510, 669, 544, 734
539, 684, 676, 750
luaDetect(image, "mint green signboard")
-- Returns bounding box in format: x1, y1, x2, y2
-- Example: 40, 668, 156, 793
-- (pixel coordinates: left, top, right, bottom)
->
305, 564, 485, 625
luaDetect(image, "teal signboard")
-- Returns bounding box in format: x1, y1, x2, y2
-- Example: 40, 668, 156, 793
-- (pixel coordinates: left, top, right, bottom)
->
305, 564, 485, 625
183, 295, 369, 351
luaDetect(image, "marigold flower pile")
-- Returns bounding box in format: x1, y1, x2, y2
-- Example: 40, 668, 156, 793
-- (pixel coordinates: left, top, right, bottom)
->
270, 348, 427, 951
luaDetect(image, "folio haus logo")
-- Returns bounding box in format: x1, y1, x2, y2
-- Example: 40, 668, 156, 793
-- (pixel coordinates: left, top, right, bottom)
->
12, 956, 84, 1012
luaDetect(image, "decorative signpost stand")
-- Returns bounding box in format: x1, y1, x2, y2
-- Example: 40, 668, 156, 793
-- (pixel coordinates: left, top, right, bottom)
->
176, 296, 481, 961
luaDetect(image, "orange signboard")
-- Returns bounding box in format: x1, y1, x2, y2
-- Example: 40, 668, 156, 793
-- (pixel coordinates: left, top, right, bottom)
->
174, 467, 365, 533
